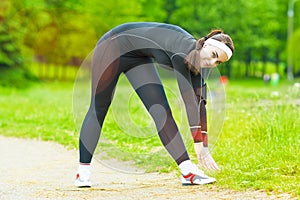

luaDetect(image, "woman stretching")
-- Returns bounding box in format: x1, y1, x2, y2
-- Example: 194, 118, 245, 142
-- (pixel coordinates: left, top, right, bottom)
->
75, 22, 234, 187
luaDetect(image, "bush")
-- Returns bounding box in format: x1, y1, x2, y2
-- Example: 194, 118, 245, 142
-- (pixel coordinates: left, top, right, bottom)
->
0, 67, 39, 88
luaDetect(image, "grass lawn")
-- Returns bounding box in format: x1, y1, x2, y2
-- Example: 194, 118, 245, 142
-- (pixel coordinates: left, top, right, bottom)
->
0, 72, 299, 197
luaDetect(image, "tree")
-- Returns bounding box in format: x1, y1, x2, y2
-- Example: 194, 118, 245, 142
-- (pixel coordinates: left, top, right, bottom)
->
0, 0, 23, 68
1, 0, 297, 78
7, 0, 98, 66
140, 0, 167, 22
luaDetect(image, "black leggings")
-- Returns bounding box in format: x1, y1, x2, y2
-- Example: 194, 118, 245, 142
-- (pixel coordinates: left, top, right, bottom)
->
79, 59, 189, 165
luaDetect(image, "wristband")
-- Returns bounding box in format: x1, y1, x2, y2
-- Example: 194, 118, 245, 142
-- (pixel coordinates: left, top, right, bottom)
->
190, 126, 202, 143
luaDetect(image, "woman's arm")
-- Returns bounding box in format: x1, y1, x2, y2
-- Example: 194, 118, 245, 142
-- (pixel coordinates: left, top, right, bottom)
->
172, 54, 220, 170
172, 54, 207, 145
191, 76, 208, 147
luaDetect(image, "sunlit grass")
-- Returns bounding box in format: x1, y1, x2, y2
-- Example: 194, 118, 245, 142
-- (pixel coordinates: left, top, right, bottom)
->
0, 81, 78, 148
213, 79, 300, 196
0, 73, 299, 197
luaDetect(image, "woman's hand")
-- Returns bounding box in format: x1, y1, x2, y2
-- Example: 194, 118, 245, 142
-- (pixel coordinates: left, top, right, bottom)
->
194, 143, 220, 171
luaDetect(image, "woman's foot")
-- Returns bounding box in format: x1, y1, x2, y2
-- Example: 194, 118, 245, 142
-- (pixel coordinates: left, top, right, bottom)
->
75, 163, 92, 187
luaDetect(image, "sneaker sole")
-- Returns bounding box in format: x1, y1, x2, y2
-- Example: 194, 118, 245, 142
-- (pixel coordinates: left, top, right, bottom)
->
75, 179, 92, 188
77, 185, 92, 188
182, 178, 216, 185
181, 174, 216, 185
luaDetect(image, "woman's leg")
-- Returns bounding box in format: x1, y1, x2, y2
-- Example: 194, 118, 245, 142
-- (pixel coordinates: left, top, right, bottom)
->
75, 36, 122, 187
125, 64, 217, 185
125, 63, 190, 165
80, 51, 121, 164
79, 80, 119, 164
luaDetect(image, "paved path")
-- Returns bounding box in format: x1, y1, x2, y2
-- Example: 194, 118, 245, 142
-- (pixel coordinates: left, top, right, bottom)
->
0, 136, 296, 200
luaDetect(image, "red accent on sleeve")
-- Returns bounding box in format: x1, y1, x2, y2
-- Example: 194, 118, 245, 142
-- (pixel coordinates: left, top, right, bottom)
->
191, 128, 203, 143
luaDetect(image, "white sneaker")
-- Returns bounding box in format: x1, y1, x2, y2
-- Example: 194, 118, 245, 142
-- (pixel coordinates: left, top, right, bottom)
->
75, 171, 92, 187
181, 165, 216, 185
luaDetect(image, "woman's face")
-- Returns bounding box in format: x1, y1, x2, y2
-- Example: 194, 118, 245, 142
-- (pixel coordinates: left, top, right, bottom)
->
199, 43, 229, 68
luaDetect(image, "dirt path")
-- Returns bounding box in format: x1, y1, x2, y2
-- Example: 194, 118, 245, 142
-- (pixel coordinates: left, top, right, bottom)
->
0, 136, 296, 200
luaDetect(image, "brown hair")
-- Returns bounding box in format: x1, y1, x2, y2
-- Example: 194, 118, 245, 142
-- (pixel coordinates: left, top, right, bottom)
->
185, 29, 235, 74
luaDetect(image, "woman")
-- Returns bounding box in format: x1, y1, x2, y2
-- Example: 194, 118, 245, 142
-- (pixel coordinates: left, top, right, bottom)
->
75, 22, 234, 187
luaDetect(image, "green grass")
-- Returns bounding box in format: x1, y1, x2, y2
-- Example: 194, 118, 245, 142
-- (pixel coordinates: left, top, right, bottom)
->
0, 81, 78, 148
0, 70, 299, 197
213, 79, 300, 197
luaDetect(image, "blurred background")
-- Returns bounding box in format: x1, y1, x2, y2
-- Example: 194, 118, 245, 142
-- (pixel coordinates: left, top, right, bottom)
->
0, 0, 299, 83
1, 1, 300, 196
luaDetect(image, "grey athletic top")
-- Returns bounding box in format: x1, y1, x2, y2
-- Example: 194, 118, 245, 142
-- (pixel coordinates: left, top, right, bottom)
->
98, 22, 205, 89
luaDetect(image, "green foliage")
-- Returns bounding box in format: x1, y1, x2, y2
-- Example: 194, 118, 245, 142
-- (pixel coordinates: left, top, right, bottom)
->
85, 0, 143, 34
1, 0, 300, 77
0, 67, 38, 88
139, 0, 167, 22
0, 22, 23, 68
